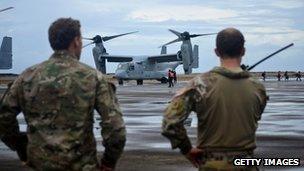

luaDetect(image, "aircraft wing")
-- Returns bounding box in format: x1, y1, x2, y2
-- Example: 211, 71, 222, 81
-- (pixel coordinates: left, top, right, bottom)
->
148, 53, 181, 63
99, 55, 133, 62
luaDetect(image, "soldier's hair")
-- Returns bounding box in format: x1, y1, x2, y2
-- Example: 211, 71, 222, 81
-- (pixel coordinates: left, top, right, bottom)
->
48, 18, 81, 50
216, 28, 245, 58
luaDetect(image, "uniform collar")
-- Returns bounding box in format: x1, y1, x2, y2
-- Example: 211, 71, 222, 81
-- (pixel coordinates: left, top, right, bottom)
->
50, 50, 79, 60
211, 66, 250, 79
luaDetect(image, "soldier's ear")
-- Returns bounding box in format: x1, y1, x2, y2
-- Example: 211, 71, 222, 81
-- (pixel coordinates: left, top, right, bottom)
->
74, 36, 82, 48
214, 48, 221, 58
240, 47, 245, 57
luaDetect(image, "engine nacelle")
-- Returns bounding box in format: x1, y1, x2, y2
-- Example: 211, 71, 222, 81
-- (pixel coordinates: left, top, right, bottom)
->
93, 43, 107, 74
181, 43, 192, 74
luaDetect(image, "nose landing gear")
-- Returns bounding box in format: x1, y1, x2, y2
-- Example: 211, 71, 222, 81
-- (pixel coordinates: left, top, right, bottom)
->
118, 79, 124, 85
136, 79, 143, 85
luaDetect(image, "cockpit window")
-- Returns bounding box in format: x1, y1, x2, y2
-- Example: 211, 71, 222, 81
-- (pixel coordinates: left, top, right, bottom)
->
129, 64, 135, 71
117, 64, 128, 70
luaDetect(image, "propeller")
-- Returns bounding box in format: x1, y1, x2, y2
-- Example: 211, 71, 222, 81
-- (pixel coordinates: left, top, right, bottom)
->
82, 42, 95, 48
160, 29, 217, 47
169, 29, 182, 37
160, 38, 181, 47
0, 7, 14, 13
82, 31, 138, 48
102, 31, 138, 41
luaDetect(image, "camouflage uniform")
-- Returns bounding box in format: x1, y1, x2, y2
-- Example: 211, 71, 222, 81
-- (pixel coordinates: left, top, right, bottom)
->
162, 67, 267, 170
0, 50, 126, 171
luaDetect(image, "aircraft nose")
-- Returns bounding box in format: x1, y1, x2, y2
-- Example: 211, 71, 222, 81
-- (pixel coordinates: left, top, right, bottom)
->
115, 71, 128, 78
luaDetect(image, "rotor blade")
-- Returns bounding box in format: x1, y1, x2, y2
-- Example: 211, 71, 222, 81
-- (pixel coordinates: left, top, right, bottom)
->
82, 37, 94, 40
159, 38, 182, 48
190, 33, 217, 38
82, 42, 94, 49
244, 31, 293, 35
247, 43, 294, 71
0, 7, 14, 13
102, 31, 138, 42
168, 29, 182, 37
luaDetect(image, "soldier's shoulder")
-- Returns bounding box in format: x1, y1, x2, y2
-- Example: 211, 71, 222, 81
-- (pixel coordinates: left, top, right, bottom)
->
76, 61, 97, 73
19, 60, 49, 79
25, 60, 49, 71
249, 77, 266, 90
174, 72, 213, 98
70, 61, 101, 80
94, 71, 116, 93
189, 71, 216, 88
71, 60, 110, 83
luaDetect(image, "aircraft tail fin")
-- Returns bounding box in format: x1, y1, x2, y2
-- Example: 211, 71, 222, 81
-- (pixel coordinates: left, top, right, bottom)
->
161, 46, 167, 54
192, 45, 199, 68
0, 37, 12, 69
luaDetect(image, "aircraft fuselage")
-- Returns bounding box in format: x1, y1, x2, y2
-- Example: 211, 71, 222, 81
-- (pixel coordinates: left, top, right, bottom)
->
115, 59, 180, 80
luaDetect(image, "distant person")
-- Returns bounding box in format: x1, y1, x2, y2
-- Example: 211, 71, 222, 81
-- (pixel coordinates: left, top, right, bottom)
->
284, 71, 289, 81
262, 71, 266, 81
277, 71, 281, 81
162, 28, 267, 170
173, 70, 177, 84
0, 18, 126, 171
168, 69, 174, 87
296, 71, 302, 81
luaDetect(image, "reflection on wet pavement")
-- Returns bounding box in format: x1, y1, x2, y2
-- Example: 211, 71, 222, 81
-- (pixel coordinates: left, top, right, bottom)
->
7, 81, 304, 151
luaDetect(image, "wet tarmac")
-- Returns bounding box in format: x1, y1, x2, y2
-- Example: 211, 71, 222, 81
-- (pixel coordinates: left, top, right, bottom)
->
0, 80, 303, 170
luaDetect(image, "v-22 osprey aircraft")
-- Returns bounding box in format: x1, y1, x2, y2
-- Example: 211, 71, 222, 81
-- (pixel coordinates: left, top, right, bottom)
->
83, 29, 216, 85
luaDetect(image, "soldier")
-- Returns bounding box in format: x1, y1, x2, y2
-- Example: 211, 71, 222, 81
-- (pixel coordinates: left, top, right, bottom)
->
261, 71, 266, 81
0, 18, 126, 171
162, 28, 267, 170
173, 70, 177, 84
168, 69, 174, 88
284, 71, 289, 81
296, 71, 302, 81
277, 71, 281, 81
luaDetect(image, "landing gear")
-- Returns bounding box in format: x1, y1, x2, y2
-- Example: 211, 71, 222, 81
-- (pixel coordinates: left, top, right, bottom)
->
160, 77, 168, 84
118, 79, 124, 85
136, 79, 143, 85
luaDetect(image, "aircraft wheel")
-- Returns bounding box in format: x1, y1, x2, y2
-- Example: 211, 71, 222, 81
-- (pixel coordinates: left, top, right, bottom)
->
137, 79, 143, 85
118, 79, 123, 85
160, 77, 168, 84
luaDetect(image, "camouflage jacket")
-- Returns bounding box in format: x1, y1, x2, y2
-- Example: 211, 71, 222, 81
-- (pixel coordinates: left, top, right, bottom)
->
0, 50, 126, 170
162, 67, 267, 154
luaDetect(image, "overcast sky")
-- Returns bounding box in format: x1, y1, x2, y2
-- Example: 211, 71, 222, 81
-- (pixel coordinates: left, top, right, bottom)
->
1, 0, 303, 74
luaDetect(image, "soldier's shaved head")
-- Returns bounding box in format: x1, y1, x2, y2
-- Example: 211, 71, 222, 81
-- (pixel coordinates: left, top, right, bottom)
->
216, 28, 245, 58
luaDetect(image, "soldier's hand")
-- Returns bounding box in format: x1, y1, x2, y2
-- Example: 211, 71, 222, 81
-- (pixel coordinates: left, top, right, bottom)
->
185, 147, 204, 168
100, 159, 114, 171
1, 132, 28, 162
99, 164, 114, 171
16, 132, 28, 162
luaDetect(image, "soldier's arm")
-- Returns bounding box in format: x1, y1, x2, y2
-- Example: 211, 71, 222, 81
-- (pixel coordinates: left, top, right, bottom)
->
0, 78, 22, 150
162, 88, 198, 154
257, 84, 268, 120
94, 73, 126, 168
